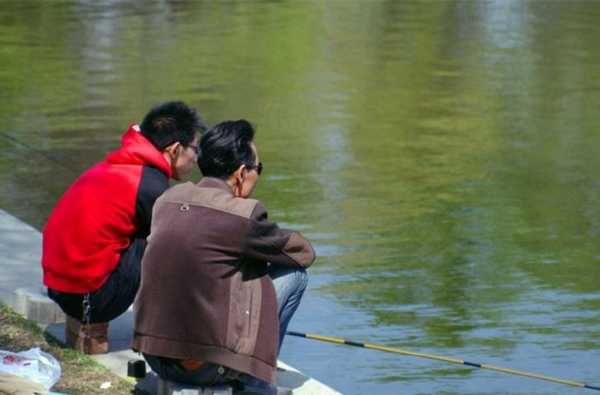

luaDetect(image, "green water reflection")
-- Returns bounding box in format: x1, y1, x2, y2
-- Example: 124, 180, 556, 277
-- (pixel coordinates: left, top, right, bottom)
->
2, 1, 600, 394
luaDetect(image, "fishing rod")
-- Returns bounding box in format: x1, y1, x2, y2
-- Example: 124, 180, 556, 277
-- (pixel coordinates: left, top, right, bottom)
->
0, 130, 79, 175
287, 331, 600, 392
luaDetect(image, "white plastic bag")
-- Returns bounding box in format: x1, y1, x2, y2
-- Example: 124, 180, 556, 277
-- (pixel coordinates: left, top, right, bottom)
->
0, 347, 61, 389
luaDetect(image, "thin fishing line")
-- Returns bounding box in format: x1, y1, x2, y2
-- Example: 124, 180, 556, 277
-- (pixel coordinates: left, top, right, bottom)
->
0, 130, 79, 175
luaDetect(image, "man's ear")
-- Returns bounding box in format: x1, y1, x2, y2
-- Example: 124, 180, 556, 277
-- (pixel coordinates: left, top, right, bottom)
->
233, 164, 247, 184
164, 142, 182, 158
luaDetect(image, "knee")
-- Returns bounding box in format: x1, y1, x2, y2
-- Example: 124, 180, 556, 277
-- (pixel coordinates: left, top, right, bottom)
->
294, 268, 309, 292
270, 266, 309, 295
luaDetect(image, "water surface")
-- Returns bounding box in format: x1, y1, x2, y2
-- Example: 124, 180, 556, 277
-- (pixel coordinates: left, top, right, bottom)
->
2, 1, 600, 394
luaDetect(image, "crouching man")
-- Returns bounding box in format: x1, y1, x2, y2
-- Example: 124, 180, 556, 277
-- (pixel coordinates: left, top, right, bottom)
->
42, 101, 205, 354
132, 120, 315, 393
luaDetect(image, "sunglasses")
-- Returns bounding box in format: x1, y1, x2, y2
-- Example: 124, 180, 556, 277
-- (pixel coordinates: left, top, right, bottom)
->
246, 162, 263, 175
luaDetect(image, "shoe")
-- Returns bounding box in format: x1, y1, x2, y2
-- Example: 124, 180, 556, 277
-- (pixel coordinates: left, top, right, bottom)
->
65, 315, 109, 354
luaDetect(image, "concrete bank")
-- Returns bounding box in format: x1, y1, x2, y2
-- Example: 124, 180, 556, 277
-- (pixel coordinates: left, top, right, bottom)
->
0, 209, 340, 394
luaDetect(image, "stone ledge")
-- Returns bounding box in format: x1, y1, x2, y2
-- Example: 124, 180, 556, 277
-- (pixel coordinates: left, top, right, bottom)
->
135, 372, 233, 395
14, 287, 65, 325
158, 380, 232, 395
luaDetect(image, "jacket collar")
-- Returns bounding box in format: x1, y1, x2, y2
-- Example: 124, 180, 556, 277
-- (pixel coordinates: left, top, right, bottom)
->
196, 177, 234, 195
105, 124, 172, 178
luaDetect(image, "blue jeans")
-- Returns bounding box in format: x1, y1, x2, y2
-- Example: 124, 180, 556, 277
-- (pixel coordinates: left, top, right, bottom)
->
268, 265, 309, 352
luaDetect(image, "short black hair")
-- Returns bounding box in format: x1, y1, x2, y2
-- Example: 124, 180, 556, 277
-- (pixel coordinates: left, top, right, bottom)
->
198, 120, 256, 179
140, 101, 207, 150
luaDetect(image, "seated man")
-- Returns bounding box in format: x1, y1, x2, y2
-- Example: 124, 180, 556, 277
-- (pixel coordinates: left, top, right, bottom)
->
133, 120, 315, 394
42, 101, 206, 354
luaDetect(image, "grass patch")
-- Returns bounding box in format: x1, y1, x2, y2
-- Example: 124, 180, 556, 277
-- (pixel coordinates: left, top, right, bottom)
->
0, 302, 136, 394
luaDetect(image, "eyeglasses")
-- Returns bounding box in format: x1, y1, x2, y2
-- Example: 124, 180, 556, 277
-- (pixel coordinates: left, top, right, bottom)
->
246, 162, 263, 175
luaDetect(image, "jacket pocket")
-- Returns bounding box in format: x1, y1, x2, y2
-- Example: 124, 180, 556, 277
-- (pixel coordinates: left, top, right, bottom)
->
227, 272, 262, 356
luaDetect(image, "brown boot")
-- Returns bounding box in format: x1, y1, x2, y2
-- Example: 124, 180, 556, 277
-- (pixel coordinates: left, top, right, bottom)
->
65, 315, 109, 354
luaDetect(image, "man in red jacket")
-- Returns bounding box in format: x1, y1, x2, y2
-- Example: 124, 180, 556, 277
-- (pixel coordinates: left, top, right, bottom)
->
42, 101, 206, 354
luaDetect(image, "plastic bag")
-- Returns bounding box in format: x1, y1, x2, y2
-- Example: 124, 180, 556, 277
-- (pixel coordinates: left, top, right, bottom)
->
0, 347, 61, 389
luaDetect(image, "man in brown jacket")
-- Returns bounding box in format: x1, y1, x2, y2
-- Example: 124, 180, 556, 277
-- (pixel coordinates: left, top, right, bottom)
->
133, 120, 315, 393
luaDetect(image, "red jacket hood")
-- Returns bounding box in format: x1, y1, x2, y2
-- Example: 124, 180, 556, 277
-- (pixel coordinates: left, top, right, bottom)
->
106, 124, 172, 178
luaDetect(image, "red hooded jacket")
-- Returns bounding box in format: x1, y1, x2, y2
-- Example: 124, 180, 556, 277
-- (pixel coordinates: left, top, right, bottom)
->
42, 124, 172, 293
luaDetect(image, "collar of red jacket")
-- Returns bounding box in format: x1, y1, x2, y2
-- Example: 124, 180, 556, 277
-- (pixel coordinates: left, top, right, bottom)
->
105, 124, 173, 178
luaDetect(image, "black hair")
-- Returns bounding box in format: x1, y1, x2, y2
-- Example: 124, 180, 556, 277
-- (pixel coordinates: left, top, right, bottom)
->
198, 120, 256, 179
140, 101, 207, 150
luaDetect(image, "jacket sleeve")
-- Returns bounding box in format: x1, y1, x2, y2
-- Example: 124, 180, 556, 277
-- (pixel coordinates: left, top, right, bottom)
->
135, 166, 170, 238
243, 202, 316, 268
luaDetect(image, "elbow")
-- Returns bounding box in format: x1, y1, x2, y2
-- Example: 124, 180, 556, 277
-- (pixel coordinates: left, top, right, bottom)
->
285, 233, 316, 268
304, 244, 316, 268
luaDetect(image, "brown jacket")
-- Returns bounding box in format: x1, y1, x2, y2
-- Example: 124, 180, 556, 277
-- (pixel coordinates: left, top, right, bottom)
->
132, 177, 315, 384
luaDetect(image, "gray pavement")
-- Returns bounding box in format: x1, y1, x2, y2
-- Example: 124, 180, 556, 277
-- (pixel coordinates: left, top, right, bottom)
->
0, 210, 45, 306
0, 209, 340, 394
